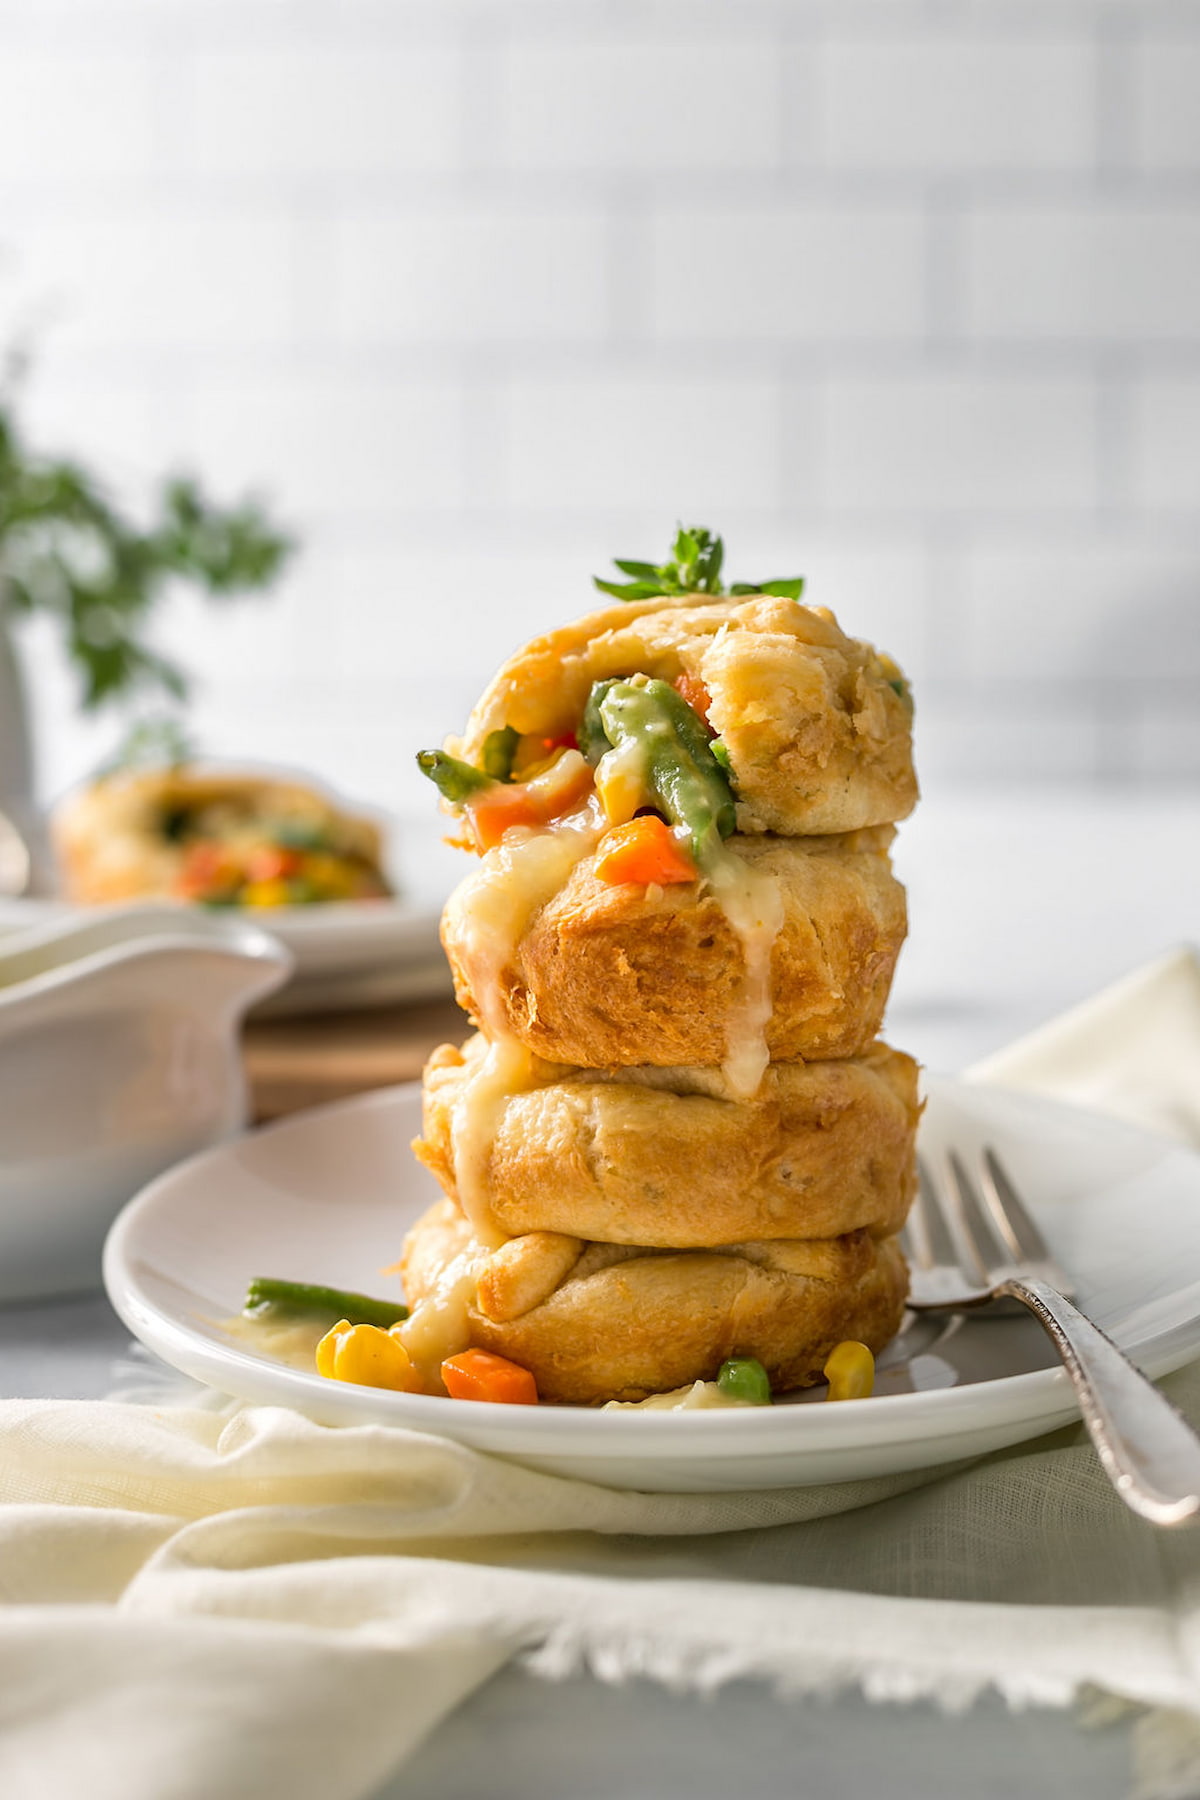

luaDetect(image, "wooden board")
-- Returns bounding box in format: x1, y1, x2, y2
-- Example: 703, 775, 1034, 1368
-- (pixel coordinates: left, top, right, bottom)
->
243, 998, 468, 1121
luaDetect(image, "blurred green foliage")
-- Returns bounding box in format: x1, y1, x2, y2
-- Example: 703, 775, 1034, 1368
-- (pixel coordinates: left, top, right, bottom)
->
0, 374, 293, 720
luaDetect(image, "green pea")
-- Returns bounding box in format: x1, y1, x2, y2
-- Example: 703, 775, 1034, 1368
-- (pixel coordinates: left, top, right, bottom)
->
716, 1357, 772, 1405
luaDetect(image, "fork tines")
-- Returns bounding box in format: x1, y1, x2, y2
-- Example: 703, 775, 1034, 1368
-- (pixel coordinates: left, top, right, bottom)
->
902, 1144, 1076, 1300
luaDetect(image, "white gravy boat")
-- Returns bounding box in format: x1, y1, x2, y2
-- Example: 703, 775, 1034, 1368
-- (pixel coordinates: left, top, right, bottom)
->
0, 905, 292, 1300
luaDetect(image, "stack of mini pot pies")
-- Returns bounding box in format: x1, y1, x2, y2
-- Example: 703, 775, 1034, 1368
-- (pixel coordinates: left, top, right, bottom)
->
405, 573, 920, 1405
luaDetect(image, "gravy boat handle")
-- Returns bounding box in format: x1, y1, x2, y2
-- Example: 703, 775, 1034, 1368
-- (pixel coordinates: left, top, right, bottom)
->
0, 903, 293, 1015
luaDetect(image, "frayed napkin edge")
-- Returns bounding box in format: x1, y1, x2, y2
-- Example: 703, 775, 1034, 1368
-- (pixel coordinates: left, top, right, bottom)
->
520, 1624, 1200, 1800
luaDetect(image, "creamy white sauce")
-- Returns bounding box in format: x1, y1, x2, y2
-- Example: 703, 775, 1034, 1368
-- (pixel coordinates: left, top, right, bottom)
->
704, 846, 784, 1100
220, 1312, 327, 1371
451, 800, 604, 1045
603, 1380, 752, 1412
395, 1243, 487, 1385
406, 801, 605, 1366
449, 1035, 535, 1248
445, 801, 603, 1242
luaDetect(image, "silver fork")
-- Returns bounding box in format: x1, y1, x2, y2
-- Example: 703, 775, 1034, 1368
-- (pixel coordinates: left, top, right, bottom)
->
905, 1145, 1200, 1527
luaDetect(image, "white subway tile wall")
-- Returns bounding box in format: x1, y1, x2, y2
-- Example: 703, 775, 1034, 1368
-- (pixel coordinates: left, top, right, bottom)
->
649, 206, 927, 342
1130, 376, 1200, 511
0, 0, 1196, 828
821, 372, 1099, 513
819, 37, 1097, 172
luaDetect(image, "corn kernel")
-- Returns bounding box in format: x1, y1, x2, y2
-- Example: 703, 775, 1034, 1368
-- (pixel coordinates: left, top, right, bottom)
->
315, 1320, 417, 1391
300, 852, 357, 899
595, 766, 642, 826
240, 878, 295, 908
315, 1319, 351, 1379
823, 1340, 875, 1402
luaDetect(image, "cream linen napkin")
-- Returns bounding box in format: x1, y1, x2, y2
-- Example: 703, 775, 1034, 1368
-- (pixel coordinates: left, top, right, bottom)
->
4, 949, 1200, 1800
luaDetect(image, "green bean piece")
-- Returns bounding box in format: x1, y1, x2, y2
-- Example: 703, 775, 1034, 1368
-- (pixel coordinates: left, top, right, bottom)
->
415, 749, 493, 804
579, 678, 621, 766
654, 679, 720, 766
716, 1357, 772, 1405
481, 725, 520, 782
709, 739, 734, 781
243, 1278, 409, 1329
598, 679, 736, 865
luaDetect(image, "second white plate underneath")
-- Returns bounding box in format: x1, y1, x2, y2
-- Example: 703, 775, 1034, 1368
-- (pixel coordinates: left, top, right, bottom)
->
0, 895, 451, 1014
103, 1079, 1200, 1493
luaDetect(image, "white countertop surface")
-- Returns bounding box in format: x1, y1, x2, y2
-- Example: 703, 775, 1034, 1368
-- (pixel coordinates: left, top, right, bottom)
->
4, 781, 1197, 1800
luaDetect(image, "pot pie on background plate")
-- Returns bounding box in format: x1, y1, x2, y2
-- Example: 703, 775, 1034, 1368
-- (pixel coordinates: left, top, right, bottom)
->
53, 765, 392, 909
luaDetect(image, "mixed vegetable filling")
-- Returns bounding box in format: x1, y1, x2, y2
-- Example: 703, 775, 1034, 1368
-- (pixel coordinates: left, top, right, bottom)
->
417, 669, 737, 886
166, 811, 389, 906
414, 526, 820, 881
239, 1280, 875, 1407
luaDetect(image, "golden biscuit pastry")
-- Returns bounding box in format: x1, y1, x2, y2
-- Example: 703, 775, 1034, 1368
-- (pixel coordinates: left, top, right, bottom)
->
474, 1230, 585, 1322
442, 828, 906, 1068
454, 593, 916, 837
53, 766, 388, 905
402, 1197, 909, 1405
415, 1034, 920, 1247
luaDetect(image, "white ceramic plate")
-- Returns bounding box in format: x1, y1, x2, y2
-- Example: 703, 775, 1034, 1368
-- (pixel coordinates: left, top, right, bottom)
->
103, 1079, 1200, 1492
0, 896, 450, 1014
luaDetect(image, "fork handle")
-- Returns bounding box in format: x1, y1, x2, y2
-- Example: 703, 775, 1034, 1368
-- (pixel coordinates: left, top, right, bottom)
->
998, 1276, 1200, 1526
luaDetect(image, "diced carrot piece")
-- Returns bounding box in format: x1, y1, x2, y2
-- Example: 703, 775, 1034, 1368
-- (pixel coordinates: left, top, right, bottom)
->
442, 1348, 539, 1405
594, 816, 696, 887
672, 671, 714, 727
175, 840, 242, 899
466, 749, 593, 851
245, 844, 304, 884
464, 785, 541, 851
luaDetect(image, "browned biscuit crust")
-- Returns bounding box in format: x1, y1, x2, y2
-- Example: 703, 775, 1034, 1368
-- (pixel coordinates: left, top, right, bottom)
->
442, 829, 906, 1068
454, 593, 916, 837
53, 766, 387, 904
415, 1034, 920, 1246
402, 1197, 909, 1406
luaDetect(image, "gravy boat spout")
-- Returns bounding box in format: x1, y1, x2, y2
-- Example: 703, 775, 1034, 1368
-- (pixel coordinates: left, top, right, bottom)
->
0, 905, 293, 1301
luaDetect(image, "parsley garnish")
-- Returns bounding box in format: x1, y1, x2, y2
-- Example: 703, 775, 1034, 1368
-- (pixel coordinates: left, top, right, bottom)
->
593, 525, 804, 604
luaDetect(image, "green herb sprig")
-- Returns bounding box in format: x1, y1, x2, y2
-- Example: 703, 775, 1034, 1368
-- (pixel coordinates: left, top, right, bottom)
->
593, 525, 804, 605
0, 370, 293, 715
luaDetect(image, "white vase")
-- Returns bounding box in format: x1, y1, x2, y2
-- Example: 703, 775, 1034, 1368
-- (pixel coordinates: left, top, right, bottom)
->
0, 598, 42, 889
